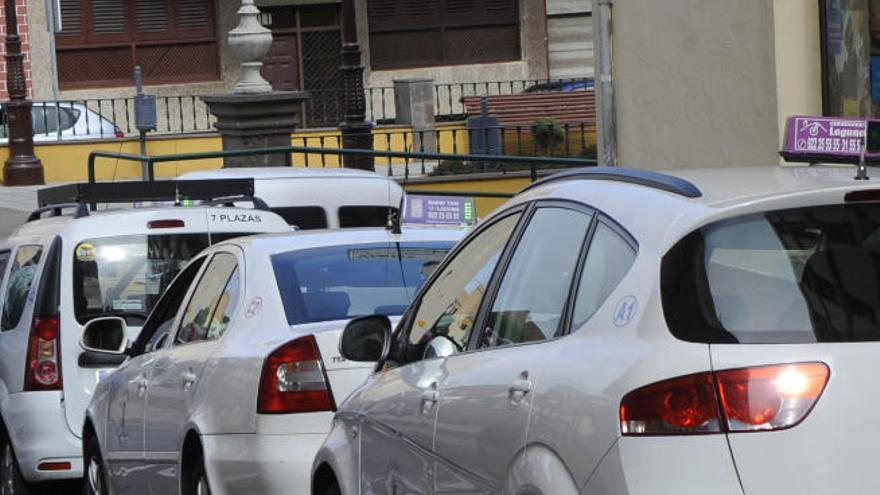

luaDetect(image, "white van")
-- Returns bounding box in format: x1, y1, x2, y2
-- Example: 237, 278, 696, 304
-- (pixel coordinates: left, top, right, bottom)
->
0, 179, 290, 491
180, 167, 404, 230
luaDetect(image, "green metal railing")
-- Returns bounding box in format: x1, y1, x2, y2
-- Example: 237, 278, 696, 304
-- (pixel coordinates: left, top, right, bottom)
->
87, 145, 598, 185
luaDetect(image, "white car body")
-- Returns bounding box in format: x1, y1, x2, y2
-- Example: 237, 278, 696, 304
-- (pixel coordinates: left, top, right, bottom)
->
0, 203, 289, 487
84, 227, 464, 495
314, 165, 880, 495
180, 168, 404, 230
0, 102, 122, 143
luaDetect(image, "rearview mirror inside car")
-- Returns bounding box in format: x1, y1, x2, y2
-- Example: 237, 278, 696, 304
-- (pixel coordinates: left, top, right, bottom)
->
80, 317, 129, 355
339, 315, 391, 362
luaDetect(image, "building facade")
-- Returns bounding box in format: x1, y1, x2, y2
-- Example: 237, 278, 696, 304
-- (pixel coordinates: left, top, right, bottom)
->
14, 0, 595, 129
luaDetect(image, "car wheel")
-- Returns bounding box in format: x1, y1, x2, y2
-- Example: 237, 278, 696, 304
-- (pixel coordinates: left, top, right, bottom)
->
188, 454, 211, 495
0, 430, 29, 495
82, 436, 108, 495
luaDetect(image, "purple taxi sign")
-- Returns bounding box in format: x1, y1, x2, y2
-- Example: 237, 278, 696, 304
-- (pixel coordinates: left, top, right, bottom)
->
403, 195, 477, 226
781, 116, 871, 163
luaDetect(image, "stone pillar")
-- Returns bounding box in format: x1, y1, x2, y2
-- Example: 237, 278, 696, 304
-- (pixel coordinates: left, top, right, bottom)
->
394, 78, 436, 153
202, 92, 308, 168
204, 0, 309, 168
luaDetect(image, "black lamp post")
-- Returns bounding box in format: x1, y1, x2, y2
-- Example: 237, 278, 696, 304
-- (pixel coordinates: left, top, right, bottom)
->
339, 0, 374, 171
2, 0, 43, 185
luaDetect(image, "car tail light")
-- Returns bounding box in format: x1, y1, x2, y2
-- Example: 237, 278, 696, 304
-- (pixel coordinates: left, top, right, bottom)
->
148, 219, 185, 229
24, 317, 62, 391
620, 362, 829, 435
258, 335, 336, 414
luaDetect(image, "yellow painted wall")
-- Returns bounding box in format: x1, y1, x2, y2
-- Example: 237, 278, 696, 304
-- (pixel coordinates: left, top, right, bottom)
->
773, 0, 823, 162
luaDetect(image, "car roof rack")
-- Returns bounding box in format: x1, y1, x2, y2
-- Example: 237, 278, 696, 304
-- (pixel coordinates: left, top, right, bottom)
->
31, 178, 262, 222
521, 167, 703, 198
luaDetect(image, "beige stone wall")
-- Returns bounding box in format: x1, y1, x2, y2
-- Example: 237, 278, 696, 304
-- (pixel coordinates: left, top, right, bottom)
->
611, 0, 781, 169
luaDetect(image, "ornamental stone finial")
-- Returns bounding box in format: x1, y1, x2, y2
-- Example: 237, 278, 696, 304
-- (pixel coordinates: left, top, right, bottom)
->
228, 0, 273, 94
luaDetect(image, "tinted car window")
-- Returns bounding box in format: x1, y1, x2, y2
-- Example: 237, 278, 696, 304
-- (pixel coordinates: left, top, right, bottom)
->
176, 253, 238, 345
273, 241, 453, 325
572, 222, 636, 329
2, 245, 43, 331
481, 208, 591, 348
272, 206, 328, 229
663, 203, 880, 343
339, 206, 396, 228
136, 257, 207, 355
407, 214, 521, 354
0, 251, 10, 283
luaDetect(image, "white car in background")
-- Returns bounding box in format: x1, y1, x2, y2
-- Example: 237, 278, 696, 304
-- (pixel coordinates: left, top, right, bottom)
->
0, 179, 290, 493
82, 227, 464, 495
0, 102, 123, 142
318, 166, 880, 494
180, 168, 404, 230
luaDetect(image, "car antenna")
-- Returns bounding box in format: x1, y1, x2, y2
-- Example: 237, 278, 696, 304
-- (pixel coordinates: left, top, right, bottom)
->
856, 137, 870, 181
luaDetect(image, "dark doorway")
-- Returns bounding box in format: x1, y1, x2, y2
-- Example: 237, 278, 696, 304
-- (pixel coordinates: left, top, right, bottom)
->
260, 4, 343, 128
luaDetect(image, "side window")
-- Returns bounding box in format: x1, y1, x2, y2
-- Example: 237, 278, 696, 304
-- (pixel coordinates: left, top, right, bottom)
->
407, 213, 521, 356
480, 207, 592, 348
137, 256, 207, 355
1, 245, 44, 331
0, 251, 11, 284
176, 253, 239, 345
571, 222, 637, 329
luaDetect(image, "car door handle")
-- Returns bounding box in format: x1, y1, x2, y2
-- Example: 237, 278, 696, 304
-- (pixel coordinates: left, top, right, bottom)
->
509, 373, 533, 403
129, 377, 148, 396
182, 371, 197, 391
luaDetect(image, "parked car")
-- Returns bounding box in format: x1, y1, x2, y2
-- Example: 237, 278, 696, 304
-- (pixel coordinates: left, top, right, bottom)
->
82, 226, 465, 495
0, 102, 123, 143
0, 180, 290, 492
318, 165, 880, 494
522, 77, 594, 93
179, 168, 404, 230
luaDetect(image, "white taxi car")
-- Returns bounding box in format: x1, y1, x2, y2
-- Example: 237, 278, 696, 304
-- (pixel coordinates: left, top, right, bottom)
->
319, 166, 880, 494
82, 227, 464, 495
0, 179, 290, 492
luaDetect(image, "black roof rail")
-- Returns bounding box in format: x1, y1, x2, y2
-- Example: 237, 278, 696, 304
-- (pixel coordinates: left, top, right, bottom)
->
26, 203, 90, 223
37, 179, 257, 209
521, 167, 703, 199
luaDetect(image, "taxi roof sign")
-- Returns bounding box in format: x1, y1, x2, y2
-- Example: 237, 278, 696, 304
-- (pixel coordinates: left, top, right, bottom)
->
780, 115, 880, 164
403, 195, 477, 226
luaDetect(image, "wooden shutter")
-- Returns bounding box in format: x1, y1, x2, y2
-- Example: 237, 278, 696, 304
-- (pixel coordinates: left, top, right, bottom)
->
367, 0, 397, 31
136, 0, 169, 33
91, 0, 126, 33
58, 0, 83, 35
177, 0, 211, 31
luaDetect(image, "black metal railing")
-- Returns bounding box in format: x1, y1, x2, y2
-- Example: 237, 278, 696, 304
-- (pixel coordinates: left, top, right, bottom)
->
88, 142, 598, 185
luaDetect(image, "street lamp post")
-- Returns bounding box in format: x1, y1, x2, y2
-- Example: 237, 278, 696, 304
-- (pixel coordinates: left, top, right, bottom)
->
339, 0, 374, 171
2, 0, 43, 185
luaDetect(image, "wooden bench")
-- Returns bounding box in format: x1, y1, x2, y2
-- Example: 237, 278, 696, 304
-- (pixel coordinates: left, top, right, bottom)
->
461, 90, 596, 127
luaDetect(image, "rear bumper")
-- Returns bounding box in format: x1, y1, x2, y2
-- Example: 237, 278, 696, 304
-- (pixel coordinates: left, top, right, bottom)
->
582, 437, 742, 494
202, 432, 326, 495
3, 391, 83, 482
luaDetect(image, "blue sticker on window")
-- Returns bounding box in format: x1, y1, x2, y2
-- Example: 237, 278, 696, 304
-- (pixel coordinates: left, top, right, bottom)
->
613, 296, 638, 327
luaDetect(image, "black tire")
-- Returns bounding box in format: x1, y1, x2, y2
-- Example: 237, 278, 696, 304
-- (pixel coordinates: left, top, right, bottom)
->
82, 436, 108, 495
0, 428, 30, 495
186, 454, 211, 495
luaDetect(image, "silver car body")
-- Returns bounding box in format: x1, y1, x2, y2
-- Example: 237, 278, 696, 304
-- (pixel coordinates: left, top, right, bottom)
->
314, 166, 880, 494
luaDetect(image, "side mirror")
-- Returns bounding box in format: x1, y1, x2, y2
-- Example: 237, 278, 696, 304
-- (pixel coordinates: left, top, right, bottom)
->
339, 315, 391, 362
80, 317, 129, 355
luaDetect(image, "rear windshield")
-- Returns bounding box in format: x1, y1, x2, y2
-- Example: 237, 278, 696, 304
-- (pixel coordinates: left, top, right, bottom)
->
339, 206, 396, 228
663, 203, 880, 343
272, 241, 453, 325
74, 234, 211, 325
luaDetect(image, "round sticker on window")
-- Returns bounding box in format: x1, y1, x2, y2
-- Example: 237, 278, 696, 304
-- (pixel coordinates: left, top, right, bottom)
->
76, 243, 96, 262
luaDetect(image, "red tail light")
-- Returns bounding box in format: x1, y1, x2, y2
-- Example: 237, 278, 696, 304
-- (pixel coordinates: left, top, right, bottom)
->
258, 335, 336, 414
24, 317, 62, 391
620, 362, 829, 435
